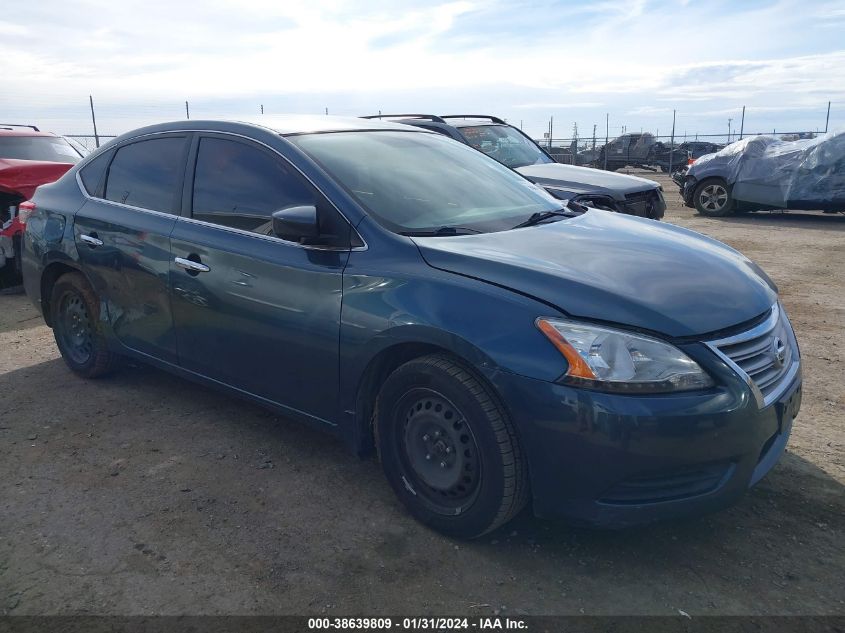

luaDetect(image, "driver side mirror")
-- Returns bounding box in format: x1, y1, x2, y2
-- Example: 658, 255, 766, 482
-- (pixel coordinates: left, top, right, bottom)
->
271, 205, 319, 243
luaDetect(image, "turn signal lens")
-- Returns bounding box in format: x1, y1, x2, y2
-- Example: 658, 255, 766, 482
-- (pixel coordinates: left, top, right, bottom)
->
536, 318, 597, 380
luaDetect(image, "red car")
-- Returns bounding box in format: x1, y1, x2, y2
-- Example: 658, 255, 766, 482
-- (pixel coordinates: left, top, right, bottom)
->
1, 125, 86, 282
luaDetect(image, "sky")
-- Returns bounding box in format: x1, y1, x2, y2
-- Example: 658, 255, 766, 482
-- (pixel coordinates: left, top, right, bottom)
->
1, 0, 843, 142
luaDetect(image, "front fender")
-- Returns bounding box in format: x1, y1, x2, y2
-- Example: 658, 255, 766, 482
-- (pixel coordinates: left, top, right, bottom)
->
338, 244, 570, 449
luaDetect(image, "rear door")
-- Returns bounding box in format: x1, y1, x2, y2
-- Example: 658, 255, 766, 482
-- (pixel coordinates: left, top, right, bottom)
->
73, 134, 189, 364
169, 134, 351, 423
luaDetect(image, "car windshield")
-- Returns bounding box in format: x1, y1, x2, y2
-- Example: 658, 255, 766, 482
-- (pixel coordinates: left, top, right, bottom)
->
0, 136, 83, 163
458, 124, 553, 168
290, 131, 564, 234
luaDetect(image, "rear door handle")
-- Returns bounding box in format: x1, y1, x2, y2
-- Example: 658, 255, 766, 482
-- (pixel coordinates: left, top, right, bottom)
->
80, 234, 103, 247
174, 256, 210, 273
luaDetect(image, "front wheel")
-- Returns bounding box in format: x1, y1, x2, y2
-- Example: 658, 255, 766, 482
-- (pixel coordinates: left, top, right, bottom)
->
694, 178, 734, 216
375, 354, 529, 538
50, 272, 119, 378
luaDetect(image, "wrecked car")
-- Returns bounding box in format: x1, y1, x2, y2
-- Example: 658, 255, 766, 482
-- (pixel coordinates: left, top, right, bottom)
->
25, 117, 801, 536
678, 132, 845, 216
1, 125, 84, 281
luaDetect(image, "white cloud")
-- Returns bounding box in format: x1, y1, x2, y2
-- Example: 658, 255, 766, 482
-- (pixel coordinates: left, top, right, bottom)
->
0, 0, 842, 137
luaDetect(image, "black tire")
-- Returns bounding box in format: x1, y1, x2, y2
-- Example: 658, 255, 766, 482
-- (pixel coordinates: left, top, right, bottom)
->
694, 178, 734, 216
375, 354, 529, 538
50, 272, 118, 378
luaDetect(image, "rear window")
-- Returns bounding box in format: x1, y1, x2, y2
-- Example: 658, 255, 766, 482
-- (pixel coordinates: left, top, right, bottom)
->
0, 136, 83, 163
104, 137, 185, 213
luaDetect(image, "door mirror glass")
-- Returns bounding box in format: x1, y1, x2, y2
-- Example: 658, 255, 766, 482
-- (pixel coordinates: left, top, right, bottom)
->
272, 205, 319, 242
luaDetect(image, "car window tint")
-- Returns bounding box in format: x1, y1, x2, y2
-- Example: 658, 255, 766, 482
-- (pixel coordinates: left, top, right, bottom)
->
79, 150, 112, 195
104, 137, 185, 213
192, 137, 314, 234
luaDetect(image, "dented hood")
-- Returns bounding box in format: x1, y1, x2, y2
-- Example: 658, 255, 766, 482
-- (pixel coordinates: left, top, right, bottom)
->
0, 158, 74, 200
413, 210, 776, 338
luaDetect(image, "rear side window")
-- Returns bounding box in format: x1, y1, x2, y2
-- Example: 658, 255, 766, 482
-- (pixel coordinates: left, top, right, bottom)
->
104, 137, 185, 213
191, 137, 314, 233
79, 150, 112, 195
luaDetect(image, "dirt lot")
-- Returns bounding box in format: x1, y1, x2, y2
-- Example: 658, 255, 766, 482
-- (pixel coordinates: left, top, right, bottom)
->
1, 171, 843, 616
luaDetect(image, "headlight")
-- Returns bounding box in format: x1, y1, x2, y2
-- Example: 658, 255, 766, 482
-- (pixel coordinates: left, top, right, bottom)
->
536, 318, 714, 393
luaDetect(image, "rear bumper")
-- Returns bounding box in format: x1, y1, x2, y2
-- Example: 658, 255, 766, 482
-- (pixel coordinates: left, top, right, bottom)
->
490, 354, 802, 528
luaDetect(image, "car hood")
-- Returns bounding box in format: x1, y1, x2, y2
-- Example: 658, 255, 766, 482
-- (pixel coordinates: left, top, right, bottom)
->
516, 163, 659, 198
413, 210, 776, 338
0, 158, 74, 200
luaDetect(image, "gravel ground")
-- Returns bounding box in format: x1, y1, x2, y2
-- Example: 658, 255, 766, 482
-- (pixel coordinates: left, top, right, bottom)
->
1, 171, 843, 616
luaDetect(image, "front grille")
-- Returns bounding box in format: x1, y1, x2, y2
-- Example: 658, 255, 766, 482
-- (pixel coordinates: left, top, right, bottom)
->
599, 461, 733, 505
707, 304, 799, 407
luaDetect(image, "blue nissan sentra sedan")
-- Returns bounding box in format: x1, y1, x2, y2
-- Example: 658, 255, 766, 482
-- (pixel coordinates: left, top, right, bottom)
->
22, 117, 802, 538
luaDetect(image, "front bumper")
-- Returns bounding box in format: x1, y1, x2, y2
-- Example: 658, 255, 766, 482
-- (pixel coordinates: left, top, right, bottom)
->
490, 346, 802, 528
680, 176, 697, 207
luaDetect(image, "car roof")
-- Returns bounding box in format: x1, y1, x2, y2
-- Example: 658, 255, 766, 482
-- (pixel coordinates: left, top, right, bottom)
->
110, 116, 427, 141
0, 129, 58, 138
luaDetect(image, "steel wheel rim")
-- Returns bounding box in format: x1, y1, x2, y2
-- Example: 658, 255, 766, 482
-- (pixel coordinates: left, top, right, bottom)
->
700, 184, 728, 211
395, 388, 481, 514
58, 292, 93, 365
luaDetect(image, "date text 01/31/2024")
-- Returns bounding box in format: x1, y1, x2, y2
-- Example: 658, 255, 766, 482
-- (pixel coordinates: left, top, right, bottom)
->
307, 617, 528, 630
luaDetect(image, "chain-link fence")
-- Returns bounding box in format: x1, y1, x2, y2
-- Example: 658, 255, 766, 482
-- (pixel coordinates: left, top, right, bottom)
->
58, 106, 824, 177
64, 135, 117, 152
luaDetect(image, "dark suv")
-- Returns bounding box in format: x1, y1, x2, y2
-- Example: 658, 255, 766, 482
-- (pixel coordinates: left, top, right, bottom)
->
24, 117, 801, 537
365, 115, 665, 219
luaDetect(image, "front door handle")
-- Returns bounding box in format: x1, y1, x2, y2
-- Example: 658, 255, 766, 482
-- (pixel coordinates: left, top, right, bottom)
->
80, 233, 103, 247
174, 256, 210, 273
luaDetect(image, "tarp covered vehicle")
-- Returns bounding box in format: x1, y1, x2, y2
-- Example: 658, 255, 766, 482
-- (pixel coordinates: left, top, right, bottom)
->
0, 126, 83, 282
678, 132, 845, 216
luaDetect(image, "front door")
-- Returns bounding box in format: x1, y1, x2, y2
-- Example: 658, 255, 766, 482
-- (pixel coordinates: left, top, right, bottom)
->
73, 134, 189, 364
169, 134, 350, 424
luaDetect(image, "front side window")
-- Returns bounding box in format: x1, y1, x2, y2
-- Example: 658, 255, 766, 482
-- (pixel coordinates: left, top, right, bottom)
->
191, 137, 315, 234
104, 137, 185, 213
0, 136, 83, 163
458, 125, 553, 168
291, 131, 562, 234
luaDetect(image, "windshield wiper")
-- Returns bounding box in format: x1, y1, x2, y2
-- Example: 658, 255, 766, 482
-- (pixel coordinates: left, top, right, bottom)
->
400, 226, 483, 237
510, 208, 577, 229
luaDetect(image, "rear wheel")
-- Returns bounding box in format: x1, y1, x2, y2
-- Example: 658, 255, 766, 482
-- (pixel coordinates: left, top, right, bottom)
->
50, 272, 118, 378
375, 354, 529, 538
694, 178, 734, 216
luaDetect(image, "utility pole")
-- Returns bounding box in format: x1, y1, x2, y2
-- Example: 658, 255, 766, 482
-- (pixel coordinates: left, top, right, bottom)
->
260, 104, 264, 114
739, 106, 745, 140
668, 109, 676, 174
549, 116, 554, 150
727, 118, 732, 143
89, 95, 100, 148
825, 101, 831, 133
604, 113, 609, 170
185, 101, 190, 119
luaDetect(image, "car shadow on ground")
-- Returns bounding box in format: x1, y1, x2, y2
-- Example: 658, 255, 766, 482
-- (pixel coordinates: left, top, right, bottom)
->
699, 210, 845, 231
2, 356, 843, 614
